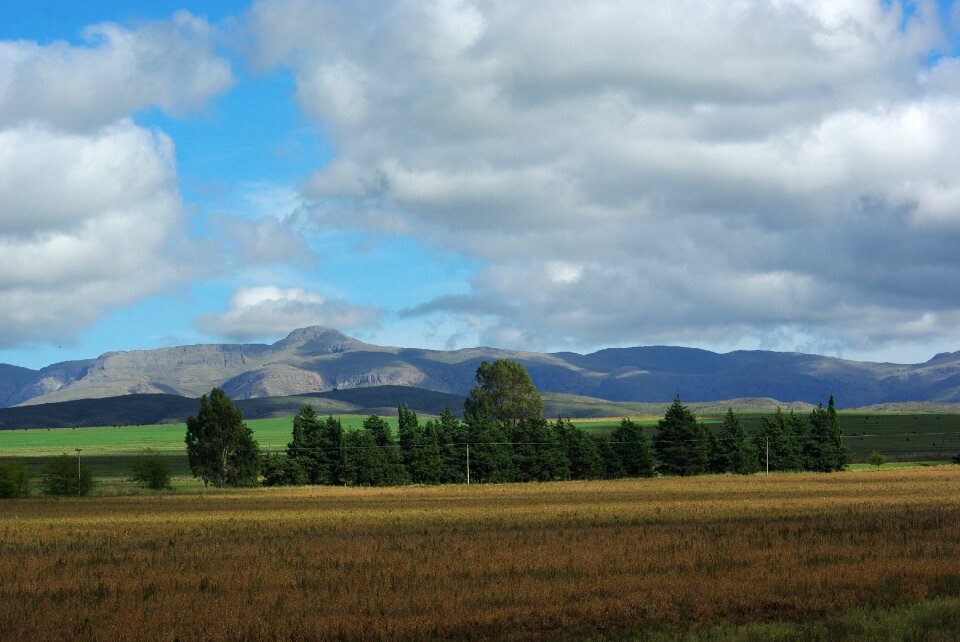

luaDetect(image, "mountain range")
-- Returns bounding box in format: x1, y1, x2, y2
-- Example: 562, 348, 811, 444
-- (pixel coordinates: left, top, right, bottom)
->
3, 326, 960, 409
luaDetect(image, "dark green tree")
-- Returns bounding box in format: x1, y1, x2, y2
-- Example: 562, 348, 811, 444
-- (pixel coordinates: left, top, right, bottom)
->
184, 388, 260, 487
40, 455, 95, 496
653, 395, 711, 476
464, 360, 544, 434
751, 408, 803, 472
0, 461, 31, 498
130, 449, 173, 490
345, 415, 408, 486
435, 407, 467, 483
260, 453, 308, 486
611, 419, 656, 477
397, 403, 418, 471
711, 409, 758, 474
553, 418, 605, 480
287, 405, 323, 482
512, 417, 569, 482
592, 436, 626, 479
462, 412, 514, 483
318, 416, 348, 485
804, 396, 847, 472
408, 419, 445, 484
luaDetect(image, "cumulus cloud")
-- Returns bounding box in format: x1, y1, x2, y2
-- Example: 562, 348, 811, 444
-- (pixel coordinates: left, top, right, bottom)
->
195, 286, 382, 341
0, 11, 233, 131
0, 121, 192, 347
248, 0, 960, 356
0, 12, 233, 349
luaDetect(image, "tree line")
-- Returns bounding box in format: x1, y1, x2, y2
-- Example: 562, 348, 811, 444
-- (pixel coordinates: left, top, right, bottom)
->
183, 359, 849, 488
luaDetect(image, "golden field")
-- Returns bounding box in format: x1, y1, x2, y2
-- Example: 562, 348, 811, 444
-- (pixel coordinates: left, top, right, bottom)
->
2, 468, 960, 640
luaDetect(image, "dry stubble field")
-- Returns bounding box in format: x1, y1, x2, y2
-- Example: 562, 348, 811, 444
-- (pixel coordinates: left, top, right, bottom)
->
3, 468, 960, 640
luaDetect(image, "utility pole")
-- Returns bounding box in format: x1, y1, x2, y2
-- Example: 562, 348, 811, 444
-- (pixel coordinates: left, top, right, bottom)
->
466, 444, 470, 485
75, 449, 82, 494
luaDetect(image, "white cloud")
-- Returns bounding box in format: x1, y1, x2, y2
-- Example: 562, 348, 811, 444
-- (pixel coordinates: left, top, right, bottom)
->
0, 12, 234, 349
0, 11, 233, 131
0, 121, 192, 347
195, 286, 382, 341
248, 0, 960, 356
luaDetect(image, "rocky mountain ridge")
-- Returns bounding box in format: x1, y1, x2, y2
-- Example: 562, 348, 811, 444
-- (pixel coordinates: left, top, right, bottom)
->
2, 326, 960, 409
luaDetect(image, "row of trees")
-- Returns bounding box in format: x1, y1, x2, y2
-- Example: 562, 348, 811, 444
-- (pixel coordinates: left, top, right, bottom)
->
252, 360, 848, 487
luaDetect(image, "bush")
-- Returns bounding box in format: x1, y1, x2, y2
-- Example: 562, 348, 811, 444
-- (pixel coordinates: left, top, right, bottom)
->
260, 453, 308, 486
0, 461, 31, 498
954, 453, 960, 465
869, 451, 887, 468
40, 455, 95, 496
130, 450, 173, 490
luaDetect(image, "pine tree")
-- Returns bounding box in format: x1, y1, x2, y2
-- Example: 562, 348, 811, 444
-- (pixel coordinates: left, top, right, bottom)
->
288, 405, 323, 483
553, 418, 605, 480
593, 435, 626, 479
611, 419, 655, 477
512, 417, 569, 482
435, 407, 466, 483
752, 408, 802, 472
712, 409, 758, 474
397, 403, 418, 472
463, 412, 514, 483
409, 419, 445, 484
804, 396, 847, 472
369, 414, 409, 485
653, 395, 710, 476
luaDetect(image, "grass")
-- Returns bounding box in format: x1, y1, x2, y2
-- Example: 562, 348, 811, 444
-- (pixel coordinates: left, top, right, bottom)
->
2, 468, 960, 640
0, 415, 397, 455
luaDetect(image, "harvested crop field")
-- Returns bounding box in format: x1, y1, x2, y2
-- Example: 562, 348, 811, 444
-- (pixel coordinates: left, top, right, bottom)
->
3, 468, 960, 640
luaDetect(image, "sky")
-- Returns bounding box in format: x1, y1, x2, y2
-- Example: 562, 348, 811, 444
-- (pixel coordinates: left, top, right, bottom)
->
1, 0, 960, 370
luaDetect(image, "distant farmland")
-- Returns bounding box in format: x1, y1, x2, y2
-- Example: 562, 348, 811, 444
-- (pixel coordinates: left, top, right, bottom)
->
2, 412, 959, 485
2, 469, 960, 640
576, 412, 960, 463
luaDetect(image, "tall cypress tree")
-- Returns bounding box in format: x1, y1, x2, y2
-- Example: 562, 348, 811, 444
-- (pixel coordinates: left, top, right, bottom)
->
653, 395, 710, 477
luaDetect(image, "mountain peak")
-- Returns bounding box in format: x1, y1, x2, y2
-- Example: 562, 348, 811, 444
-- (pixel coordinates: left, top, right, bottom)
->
273, 326, 369, 355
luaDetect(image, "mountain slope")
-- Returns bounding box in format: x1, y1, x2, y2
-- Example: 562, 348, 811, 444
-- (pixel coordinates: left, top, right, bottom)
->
2, 326, 960, 408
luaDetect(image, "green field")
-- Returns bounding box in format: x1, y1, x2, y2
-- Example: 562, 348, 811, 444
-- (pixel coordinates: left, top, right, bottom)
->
580, 412, 960, 463
0, 415, 399, 485
2, 411, 959, 485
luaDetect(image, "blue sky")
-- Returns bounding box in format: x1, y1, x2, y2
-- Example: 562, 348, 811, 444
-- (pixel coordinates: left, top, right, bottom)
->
2, 0, 960, 369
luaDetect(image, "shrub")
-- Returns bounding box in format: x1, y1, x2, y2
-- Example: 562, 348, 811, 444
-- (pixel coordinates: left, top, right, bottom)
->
40, 455, 95, 496
0, 461, 31, 498
869, 451, 887, 469
261, 453, 308, 486
130, 450, 173, 490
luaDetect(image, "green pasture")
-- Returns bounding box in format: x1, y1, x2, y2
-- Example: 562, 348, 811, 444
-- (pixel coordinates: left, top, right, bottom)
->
738, 412, 960, 463
2, 412, 959, 483
0, 415, 396, 456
